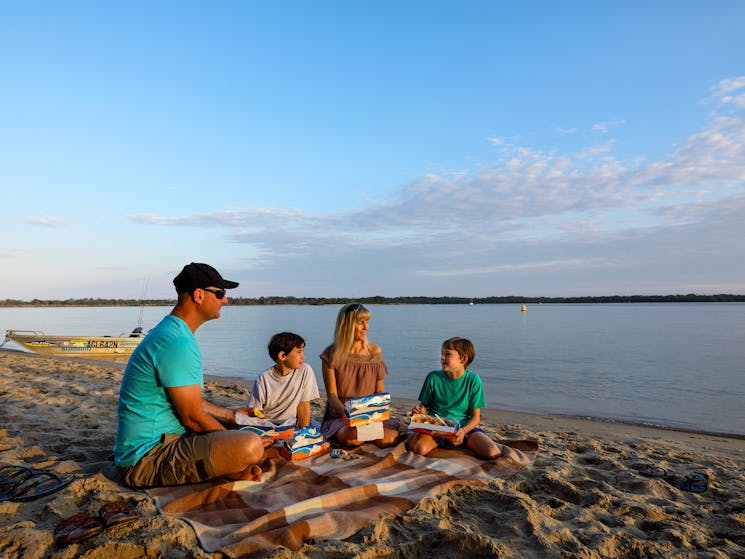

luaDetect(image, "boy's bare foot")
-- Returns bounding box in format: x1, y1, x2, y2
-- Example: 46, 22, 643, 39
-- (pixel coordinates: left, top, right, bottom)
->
226, 464, 262, 482
245, 464, 262, 481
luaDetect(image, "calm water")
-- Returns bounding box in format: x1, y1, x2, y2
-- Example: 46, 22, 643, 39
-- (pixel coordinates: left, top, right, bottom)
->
2, 303, 743, 435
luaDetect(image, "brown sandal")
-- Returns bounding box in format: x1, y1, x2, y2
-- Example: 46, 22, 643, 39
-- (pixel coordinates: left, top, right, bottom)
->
54, 511, 104, 546
98, 501, 139, 528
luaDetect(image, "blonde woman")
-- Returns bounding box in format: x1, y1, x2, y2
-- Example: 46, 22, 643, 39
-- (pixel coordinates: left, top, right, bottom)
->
320, 303, 400, 447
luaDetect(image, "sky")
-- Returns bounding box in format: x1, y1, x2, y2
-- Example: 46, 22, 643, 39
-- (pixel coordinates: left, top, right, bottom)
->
1, 1, 744, 300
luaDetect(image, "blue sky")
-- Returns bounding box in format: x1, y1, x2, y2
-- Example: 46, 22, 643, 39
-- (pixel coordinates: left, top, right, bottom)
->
2, 1, 744, 299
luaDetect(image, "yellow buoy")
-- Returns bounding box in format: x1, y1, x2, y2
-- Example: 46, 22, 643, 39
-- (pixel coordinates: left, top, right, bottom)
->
521, 304, 527, 312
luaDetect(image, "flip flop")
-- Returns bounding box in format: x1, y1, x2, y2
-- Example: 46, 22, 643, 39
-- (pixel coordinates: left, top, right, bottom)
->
0, 466, 34, 488
98, 501, 139, 528
54, 512, 104, 547
637, 465, 669, 478
0, 471, 72, 502
665, 471, 709, 493
637, 466, 710, 493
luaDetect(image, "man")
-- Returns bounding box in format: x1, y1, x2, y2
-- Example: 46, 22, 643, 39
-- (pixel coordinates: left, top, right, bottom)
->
114, 262, 264, 488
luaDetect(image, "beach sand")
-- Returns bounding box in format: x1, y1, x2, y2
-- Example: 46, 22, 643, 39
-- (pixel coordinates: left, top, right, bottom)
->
1, 349, 744, 558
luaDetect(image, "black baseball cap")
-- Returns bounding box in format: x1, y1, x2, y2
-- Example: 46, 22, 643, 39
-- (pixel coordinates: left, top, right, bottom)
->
173, 262, 239, 294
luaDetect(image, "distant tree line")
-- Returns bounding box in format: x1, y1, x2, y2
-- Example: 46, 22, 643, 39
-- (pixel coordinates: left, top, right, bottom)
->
1, 294, 744, 307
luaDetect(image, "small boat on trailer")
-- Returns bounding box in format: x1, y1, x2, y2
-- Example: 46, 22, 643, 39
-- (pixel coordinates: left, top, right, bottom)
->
2, 328, 146, 359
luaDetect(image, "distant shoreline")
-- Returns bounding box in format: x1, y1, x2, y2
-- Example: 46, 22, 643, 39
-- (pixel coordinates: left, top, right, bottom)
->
2, 293, 745, 307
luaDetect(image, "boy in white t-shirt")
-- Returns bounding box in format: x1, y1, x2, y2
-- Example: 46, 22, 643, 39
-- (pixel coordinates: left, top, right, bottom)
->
246, 332, 320, 427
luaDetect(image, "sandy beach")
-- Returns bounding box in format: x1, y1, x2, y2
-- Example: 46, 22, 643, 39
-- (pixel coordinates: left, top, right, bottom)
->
1, 349, 744, 558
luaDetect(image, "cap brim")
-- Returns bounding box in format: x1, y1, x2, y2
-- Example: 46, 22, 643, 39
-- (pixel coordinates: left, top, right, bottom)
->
216, 279, 239, 289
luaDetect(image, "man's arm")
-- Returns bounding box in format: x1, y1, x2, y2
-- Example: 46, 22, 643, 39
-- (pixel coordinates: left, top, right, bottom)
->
203, 399, 240, 427
167, 385, 229, 432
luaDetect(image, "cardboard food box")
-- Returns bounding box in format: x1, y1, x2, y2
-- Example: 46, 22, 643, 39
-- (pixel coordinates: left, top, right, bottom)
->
344, 392, 391, 415
285, 426, 324, 450
343, 409, 390, 427
408, 413, 459, 439
237, 416, 295, 440
280, 441, 330, 461
342, 392, 391, 427
280, 425, 330, 461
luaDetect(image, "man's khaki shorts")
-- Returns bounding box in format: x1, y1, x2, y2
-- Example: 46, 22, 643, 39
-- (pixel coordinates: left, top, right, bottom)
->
119, 433, 217, 489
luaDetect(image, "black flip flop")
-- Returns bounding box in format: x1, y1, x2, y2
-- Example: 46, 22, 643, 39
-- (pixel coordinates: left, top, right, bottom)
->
0, 471, 72, 502
638, 465, 670, 478
637, 466, 709, 493
0, 466, 35, 488
665, 471, 709, 493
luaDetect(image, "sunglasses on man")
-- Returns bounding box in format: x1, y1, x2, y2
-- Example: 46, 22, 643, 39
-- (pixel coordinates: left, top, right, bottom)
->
200, 287, 226, 300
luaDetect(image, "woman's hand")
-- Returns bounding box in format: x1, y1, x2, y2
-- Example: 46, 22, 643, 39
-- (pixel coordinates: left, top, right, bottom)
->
328, 395, 346, 417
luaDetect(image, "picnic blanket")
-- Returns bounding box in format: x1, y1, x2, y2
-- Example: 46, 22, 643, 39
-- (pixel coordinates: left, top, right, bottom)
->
148, 440, 538, 558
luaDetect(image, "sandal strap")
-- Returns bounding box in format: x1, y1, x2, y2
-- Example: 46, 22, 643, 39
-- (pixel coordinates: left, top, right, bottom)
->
99, 501, 130, 516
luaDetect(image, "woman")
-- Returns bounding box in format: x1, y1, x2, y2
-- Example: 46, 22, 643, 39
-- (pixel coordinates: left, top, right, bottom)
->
320, 303, 400, 447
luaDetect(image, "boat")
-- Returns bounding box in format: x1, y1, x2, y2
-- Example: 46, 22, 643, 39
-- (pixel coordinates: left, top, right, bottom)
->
2, 327, 146, 359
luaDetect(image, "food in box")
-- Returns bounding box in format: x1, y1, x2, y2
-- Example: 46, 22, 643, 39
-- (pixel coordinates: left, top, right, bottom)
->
408, 413, 459, 439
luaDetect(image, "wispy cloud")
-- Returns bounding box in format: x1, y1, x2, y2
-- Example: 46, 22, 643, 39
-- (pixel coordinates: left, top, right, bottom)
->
556, 127, 578, 136
22, 216, 70, 228
126, 77, 745, 295
417, 257, 614, 277
592, 118, 626, 133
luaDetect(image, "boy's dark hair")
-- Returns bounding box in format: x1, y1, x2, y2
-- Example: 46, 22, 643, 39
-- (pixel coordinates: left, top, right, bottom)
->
268, 332, 305, 361
442, 337, 476, 366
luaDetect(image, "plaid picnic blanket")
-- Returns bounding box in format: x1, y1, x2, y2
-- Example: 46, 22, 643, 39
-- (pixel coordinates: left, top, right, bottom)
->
148, 440, 537, 557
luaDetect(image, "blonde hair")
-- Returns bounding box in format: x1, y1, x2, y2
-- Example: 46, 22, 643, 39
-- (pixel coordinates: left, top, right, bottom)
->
330, 303, 372, 368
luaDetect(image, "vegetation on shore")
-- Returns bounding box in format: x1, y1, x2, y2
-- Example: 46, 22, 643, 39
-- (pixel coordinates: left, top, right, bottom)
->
1, 294, 744, 307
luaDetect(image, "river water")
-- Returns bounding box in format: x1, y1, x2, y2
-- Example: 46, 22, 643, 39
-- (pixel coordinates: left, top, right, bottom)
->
2, 303, 743, 435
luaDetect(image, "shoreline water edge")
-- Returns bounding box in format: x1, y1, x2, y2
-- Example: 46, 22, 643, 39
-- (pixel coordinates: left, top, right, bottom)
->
2, 349, 744, 557
4, 346, 740, 441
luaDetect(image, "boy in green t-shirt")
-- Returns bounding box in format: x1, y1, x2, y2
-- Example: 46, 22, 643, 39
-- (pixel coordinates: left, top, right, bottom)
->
407, 337, 517, 461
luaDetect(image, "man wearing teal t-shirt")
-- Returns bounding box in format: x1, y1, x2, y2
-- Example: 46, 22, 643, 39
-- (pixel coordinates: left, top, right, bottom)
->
114, 262, 265, 488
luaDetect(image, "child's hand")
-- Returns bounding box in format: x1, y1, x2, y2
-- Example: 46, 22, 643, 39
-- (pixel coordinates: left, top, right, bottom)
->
453, 428, 467, 445
411, 403, 428, 416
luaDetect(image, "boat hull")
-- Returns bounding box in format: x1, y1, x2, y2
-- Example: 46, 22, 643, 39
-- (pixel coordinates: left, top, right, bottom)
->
4, 330, 143, 359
